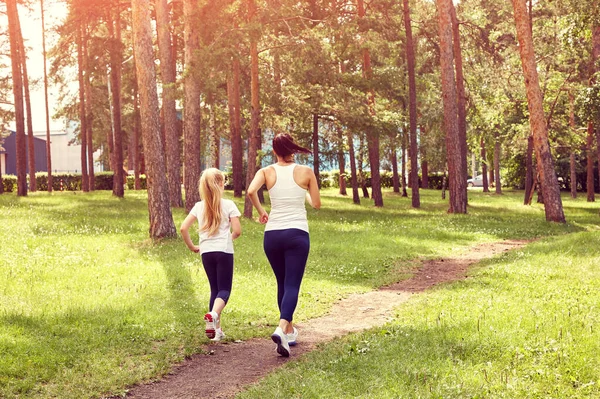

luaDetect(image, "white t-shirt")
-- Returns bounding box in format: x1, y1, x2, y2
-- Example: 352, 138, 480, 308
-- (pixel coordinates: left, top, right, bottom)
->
189, 199, 241, 254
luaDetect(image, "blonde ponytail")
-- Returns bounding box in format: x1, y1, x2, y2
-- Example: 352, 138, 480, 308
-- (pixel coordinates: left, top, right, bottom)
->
198, 168, 224, 237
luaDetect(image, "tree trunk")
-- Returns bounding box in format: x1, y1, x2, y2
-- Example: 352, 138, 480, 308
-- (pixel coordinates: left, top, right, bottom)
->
7, 0, 27, 196
337, 126, 347, 195
76, 25, 89, 192
131, 0, 177, 239
183, 0, 202, 212
569, 90, 577, 199
437, 0, 467, 213
512, 0, 565, 222
107, 5, 123, 197
391, 138, 400, 193
347, 130, 360, 204
403, 0, 420, 208
157, 0, 183, 207
16, 14, 36, 192
132, 72, 141, 190
358, 134, 369, 199
401, 129, 408, 197
358, 0, 382, 207
41, 0, 52, 192
421, 125, 429, 189
84, 25, 94, 191
494, 132, 502, 194
313, 114, 320, 188
570, 153, 577, 198
524, 134, 534, 204
481, 136, 489, 193
208, 95, 220, 169
450, 1, 468, 193
227, 57, 243, 197
586, 122, 595, 201
244, 0, 262, 218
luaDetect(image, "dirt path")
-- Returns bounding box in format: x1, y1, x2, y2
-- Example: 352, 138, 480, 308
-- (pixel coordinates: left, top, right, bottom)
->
123, 239, 527, 399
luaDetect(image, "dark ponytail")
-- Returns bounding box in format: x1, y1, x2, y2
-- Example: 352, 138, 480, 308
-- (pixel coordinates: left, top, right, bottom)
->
272, 133, 311, 158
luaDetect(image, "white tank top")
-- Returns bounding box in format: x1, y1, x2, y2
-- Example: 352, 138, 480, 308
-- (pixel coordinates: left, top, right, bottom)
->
265, 163, 309, 232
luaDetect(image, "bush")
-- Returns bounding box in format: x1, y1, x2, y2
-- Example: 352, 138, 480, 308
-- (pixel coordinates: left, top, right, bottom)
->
1, 175, 16, 192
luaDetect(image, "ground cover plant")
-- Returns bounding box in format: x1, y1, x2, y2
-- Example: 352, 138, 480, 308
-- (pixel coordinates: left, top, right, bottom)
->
0, 188, 593, 398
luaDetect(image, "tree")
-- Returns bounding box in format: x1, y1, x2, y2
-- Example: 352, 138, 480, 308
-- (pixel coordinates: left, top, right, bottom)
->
227, 56, 243, 198
108, 1, 124, 197
437, 0, 467, 213
41, 0, 52, 192
131, 0, 177, 238
182, 0, 201, 212
511, 0, 566, 223
76, 23, 89, 192
402, 0, 420, 208
156, 0, 183, 207
7, 0, 27, 196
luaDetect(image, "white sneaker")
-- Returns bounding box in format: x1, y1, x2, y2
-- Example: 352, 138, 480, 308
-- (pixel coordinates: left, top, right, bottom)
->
271, 327, 290, 357
211, 328, 226, 342
286, 327, 298, 346
203, 311, 219, 339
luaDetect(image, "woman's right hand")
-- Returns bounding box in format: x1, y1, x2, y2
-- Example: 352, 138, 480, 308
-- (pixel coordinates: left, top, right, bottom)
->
258, 211, 269, 224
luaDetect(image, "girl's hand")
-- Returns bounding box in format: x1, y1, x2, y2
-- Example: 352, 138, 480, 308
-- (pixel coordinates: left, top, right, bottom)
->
190, 246, 200, 253
258, 211, 269, 224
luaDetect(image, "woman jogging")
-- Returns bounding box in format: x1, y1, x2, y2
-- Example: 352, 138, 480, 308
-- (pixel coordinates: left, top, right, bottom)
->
181, 168, 241, 342
247, 133, 321, 357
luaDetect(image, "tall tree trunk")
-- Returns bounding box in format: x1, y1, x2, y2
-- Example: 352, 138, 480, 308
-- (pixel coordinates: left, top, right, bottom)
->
207, 94, 220, 168
391, 138, 400, 193
358, 134, 369, 198
403, 0, 420, 208
16, 14, 36, 192
227, 57, 243, 197
586, 122, 595, 201
132, 70, 141, 190
76, 25, 89, 192
131, 0, 177, 238
347, 130, 360, 204
512, 0, 565, 222
312, 114, 320, 188
437, 0, 467, 213
157, 0, 183, 207
7, 0, 27, 196
337, 126, 347, 195
358, 0, 382, 207
481, 136, 489, 193
244, 0, 262, 217
83, 26, 95, 191
41, 0, 52, 192
108, 5, 123, 197
494, 131, 502, 194
420, 125, 429, 189
401, 130, 408, 197
183, 0, 202, 211
569, 90, 577, 199
450, 1, 468, 192
524, 134, 534, 203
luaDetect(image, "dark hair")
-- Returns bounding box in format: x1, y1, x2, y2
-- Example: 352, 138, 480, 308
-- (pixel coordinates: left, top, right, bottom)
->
272, 133, 311, 158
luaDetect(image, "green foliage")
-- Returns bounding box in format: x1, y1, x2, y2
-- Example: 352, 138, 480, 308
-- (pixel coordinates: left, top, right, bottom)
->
2, 174, 16, 192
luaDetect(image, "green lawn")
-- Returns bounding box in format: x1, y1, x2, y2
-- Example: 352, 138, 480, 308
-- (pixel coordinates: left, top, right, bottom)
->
0, 188, 597, 398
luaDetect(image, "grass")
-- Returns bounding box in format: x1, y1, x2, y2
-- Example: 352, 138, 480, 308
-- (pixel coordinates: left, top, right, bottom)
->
0, 188, 597, 398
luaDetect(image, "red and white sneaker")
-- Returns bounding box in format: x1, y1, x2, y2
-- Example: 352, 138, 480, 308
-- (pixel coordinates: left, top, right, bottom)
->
203, 311, 218, 339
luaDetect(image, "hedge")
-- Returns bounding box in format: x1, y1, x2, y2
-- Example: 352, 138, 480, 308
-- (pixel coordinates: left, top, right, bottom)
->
0, 172, 147, 192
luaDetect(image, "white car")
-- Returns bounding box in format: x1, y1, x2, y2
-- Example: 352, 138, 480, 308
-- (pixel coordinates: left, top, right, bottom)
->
467, 175, 484, 187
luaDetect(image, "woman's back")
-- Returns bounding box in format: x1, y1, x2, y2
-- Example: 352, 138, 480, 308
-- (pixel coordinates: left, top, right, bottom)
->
265, 164, 308, 232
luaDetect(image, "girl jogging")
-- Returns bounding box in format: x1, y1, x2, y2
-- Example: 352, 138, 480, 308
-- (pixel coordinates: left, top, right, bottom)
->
181, 168, 241, 341
247, 133, 321, 357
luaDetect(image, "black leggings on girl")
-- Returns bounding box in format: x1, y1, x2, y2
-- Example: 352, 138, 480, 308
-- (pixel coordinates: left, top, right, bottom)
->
264, 229, 310, 322
201, 252, 234, 311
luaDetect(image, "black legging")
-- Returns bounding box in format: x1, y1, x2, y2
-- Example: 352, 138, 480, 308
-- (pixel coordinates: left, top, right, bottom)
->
201, 252, 234, 311
264, 229, 310, 322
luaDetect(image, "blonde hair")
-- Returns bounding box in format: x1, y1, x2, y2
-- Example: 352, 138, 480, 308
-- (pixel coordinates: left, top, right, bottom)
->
198, 168, 225, 237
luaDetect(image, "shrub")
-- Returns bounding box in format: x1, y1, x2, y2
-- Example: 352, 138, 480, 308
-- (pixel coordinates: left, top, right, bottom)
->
1, 175, 16, 192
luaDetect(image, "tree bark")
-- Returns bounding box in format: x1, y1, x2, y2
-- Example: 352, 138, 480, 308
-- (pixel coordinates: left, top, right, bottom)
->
391, 138, 400, 193
481, 136, 489, 193
494, 131, 502, 194
313, 114, 320, 188
403, 0, 420, 208
157, 0, 183, 207
41, 0, 52, 192
347, 130, 360, 204
512, 0, 565, 222
586, 122, 595, 201
108, 4, 124, 196
244, 0, 262, 217
420, 125, 429, 189
358, 134, 369, 199
131, 0, 177, 239
336, 126, 347, 195
437, 0, 467, 213
401, 129, 408, 197
227, 57, 243, 197
524, 134, 534, 203
76, 24, 89, 192
16, 13, 36, 192
84, 24, 95, 191
183, 0, 202, 212
358, 0, 382, 207
7, 0, 27, 196
208, 94, 220, 169
132, 70, 141, 190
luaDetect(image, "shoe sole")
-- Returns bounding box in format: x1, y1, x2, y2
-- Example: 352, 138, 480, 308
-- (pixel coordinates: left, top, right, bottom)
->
271, 333, 290, 357
204, 313, 216, 339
